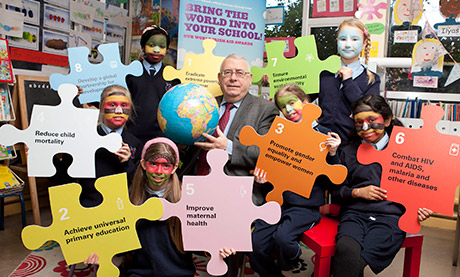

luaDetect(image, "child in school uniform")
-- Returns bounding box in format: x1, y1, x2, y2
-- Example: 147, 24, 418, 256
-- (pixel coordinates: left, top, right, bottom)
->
331, 94, 432, 276
248, 83, 341, 277
314, 18, 380, 144
78, 85, 142, 207
85, 137, 235, 276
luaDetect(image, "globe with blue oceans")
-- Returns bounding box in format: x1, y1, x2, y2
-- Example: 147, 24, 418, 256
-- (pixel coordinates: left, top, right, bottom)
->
158, 83, 219, 145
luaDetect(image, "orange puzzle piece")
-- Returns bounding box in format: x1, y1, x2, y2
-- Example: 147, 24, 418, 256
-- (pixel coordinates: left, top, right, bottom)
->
240, 104, 347, 205
357, 105, 460, 234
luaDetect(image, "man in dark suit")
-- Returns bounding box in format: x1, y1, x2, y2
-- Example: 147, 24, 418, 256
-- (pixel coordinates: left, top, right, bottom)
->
194, 54, 279, 277
195, 53, 279, 204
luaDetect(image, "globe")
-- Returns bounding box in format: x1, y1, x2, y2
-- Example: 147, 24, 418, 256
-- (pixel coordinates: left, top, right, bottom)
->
158, 83, 219, 145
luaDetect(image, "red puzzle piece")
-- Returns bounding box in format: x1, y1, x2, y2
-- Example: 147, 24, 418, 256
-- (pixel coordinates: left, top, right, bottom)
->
357, 105, 460, 233
240, 104, 347, 205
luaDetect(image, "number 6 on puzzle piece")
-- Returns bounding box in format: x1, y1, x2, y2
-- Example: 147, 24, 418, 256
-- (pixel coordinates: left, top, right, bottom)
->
240, 104, 347, 205
357, 105, 460, 233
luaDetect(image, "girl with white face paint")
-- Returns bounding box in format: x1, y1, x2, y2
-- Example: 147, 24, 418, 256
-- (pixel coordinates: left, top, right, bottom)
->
313, 18, 381, 146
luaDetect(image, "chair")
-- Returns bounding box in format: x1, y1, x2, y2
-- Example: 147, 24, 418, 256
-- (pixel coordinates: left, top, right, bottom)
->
0, 190, 26, 230
301, 204, 423, 277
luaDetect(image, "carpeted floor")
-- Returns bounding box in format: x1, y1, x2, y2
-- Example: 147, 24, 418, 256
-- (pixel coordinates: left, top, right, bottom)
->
10, 241, 314, 277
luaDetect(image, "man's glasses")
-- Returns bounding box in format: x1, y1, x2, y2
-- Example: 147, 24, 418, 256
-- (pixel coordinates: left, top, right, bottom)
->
221, 70, 250, 78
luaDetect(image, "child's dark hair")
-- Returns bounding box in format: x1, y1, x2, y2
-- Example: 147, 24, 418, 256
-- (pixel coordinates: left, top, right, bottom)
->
348, 94, 403, 144
140, 25, 170, 49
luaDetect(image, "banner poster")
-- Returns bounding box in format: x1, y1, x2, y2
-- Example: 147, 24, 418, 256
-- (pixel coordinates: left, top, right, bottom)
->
177, 0, 265, 69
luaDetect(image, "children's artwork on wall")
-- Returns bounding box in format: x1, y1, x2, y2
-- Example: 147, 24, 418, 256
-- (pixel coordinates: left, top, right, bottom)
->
0, 145, 17, 160
89, 0, 105, 22
45, 0, 70, 9
82, 20, 103, 41
69, 0, 95, 28
6, 0, 40, 26
69, 30, 91, 48
44, 4, 70, 32
411, 38, 445, 88
0, 83, 15, 121
0, 9, 24, 37
42, 29, 69, 56
7, 24, 40, 51
434, 0, 460, 33
0, 39, 14, 84
106, 24, 125, 46
393, 0, 423, 25
106, 4, 129, 26
89, 41, 103, 63
312, 0, 357, 17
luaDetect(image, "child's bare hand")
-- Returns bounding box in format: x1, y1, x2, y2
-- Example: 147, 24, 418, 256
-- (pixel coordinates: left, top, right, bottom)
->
337, 66, 352, 80
261, 74, 270, 86
354, 185, 387, 201
115, 142, 131, 163
76, 85, 83, 96
219, 248, 236, 259
418, 208, 433, 222
253, 167, 267, 184
325, 132, 341, 156
84, 253, 99, 265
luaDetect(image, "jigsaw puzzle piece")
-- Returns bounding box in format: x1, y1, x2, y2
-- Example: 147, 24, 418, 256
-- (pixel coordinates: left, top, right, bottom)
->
358, 105, 460, 233
50, 43, 143, 104
160, 149, 281, 275
22, 174, 163, 276
0, 124, 25, 146
240, 104, 347, 205
163, 39, 225, 97
251, 40, 287, 83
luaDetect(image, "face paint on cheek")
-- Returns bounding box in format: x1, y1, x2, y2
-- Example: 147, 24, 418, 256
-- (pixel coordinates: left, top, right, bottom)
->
102, 95, 130, 126
354, 111, 386, 142
146, 171, 171, 186
337, 29, 364, 59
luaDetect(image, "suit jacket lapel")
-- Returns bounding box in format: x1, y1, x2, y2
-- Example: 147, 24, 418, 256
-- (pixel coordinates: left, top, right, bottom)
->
227, 93, 253, 139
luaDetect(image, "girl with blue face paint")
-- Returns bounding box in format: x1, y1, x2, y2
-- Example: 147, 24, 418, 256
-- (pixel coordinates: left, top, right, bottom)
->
313, 18, 381, 145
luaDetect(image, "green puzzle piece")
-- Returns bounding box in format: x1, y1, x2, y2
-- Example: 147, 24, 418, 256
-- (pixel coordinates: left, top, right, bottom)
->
252, 35, 341, 98
21, 173, 163, 276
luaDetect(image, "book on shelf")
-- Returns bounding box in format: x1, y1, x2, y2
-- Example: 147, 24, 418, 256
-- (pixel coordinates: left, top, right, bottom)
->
0, 83, 14, 121
0, 165, 24, 195
0, 144, 16, 160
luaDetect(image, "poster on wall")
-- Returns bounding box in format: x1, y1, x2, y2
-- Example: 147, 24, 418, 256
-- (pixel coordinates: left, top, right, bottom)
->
44, 4, 70, 32
42, 29, 69, 56
82, 20, 104, 41
45, 0, 70, 9
131, 0, 160, 36
7, 24, 40, 50
177, 0, 266, 69
69, 30, 91, 48
6, 0, 40, 26
411, 38, 445, 88
69, 0, 95, 27
0, 9, 24, 37
106, 24, 125, 46
0, 39, 14, 83
312, 0, 357, 17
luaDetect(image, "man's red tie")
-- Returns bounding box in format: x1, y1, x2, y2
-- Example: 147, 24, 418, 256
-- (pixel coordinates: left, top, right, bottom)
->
196, 102, 235, 175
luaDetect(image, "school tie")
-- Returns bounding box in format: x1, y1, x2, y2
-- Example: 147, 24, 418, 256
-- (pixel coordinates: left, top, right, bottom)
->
149, 66, 156, 76
197, 102, 235, 175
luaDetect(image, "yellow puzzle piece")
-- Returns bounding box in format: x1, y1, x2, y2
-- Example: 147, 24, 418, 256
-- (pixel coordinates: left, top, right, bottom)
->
163, 39, 225, 97
21, 173, 163, 276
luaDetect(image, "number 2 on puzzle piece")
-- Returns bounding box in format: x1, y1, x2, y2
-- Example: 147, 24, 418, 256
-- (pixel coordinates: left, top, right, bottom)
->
0, 83, 121, 177
357, 105, 460, 233
160, 149, 281, 276
21, 173, 163, 277
240, 104, 348, 205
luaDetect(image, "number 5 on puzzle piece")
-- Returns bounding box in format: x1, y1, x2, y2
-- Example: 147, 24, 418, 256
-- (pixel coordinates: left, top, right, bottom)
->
160, 149, 281, 276
21, 173, 163, 276
240, 104, 347, 205
357, 105, 460, 233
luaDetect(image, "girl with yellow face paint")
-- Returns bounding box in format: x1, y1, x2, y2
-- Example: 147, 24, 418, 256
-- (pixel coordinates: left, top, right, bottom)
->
331, 95, 432, 277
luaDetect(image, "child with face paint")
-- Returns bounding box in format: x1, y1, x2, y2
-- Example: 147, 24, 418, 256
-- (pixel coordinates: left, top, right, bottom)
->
126, 25, 180, 145
76, 85, 142, 208
331, 95, 432, 277
85, 137, 235, 275
249, 83, 341, 277
313, 18, 380, 145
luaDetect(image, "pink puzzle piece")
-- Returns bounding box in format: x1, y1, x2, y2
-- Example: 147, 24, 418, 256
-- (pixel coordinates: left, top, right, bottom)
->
357, 105, 460, 233
160, 149, 281, 276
